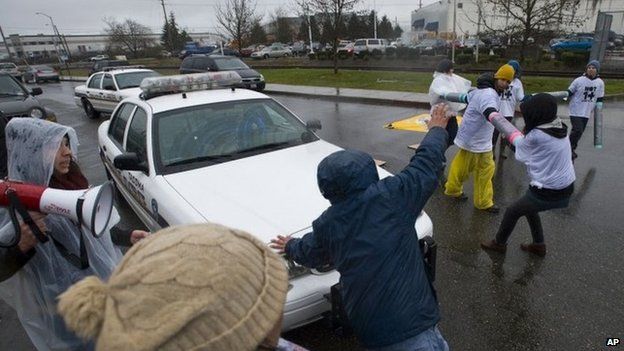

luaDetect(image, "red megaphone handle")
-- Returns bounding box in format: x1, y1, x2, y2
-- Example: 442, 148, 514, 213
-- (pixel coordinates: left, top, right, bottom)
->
0, 181, 46, 211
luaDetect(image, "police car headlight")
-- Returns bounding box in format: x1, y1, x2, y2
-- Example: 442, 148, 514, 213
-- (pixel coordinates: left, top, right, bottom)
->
29, 107, 45, 119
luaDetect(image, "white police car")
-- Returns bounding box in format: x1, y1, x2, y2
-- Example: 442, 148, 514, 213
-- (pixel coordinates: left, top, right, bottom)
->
97, 72, 434, 331
74, 67, 160, 118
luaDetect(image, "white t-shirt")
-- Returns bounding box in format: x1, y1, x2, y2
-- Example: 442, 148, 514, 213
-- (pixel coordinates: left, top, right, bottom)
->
454, 87, 498, 153
568, 75, 605, 118
515, 129, 576, 190
499, 78, 524, 118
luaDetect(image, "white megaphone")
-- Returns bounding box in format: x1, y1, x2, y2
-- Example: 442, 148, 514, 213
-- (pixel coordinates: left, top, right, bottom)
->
0, 180, 114, 238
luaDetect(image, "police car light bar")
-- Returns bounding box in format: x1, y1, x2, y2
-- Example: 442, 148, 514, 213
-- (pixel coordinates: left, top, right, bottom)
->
139, 72, 243, 100
102, 65, 145, 72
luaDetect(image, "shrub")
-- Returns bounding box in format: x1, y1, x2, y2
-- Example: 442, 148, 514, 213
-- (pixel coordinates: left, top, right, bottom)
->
560, 52, 588, 68
456, 54, 473, 65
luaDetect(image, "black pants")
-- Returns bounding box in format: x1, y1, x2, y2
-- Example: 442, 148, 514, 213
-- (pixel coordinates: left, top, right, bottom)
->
492, 116, 514, 152
495, 188, 571, 245
569, 116, 589, 151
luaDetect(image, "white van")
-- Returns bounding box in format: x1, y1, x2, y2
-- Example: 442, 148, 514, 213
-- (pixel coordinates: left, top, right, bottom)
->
353, 38, 386, 57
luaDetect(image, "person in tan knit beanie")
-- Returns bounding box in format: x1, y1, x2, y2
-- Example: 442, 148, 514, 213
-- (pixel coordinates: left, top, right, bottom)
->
57, 223, 303, 351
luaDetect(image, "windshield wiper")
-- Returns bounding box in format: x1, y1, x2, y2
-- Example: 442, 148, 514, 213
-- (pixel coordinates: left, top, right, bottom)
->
234, 141, 294, 155
0, 93, 24, 97
166, 154, 233, 167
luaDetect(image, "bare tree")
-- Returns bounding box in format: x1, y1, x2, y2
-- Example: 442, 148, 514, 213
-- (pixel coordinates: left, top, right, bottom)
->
297, 0, 361, 74
473, 0, 585, 61
104, 18, 153, 58
215, 0, 260, 50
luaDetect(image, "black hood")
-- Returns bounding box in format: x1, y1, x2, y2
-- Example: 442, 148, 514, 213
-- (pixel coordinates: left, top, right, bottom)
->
476, 72, 495, 89
521, 93, 568, 138
317, 150, 379, 204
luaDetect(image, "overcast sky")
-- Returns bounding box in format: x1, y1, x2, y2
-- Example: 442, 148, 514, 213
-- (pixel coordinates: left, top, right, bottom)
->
0, 0, 438, 37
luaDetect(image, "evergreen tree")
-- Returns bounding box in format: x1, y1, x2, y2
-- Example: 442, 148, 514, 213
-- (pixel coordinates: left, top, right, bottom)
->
346, 13, 360, 40
366, 11, 376, 38
393, 23, 403, 40
161, 12, 191, 52
378, 15, 393, 39
248, 19, 267, 45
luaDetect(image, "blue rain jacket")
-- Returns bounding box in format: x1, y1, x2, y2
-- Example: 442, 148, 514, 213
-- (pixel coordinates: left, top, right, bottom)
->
285, 127, 448, 348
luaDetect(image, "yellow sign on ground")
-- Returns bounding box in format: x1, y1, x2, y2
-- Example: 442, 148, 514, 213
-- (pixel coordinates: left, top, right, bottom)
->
384, 113, 462, 133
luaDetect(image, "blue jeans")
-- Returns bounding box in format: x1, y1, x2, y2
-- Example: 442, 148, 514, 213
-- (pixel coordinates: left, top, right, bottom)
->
368, 325, 449, 351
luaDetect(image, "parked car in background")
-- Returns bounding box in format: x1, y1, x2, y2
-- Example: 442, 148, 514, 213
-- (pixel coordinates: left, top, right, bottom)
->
74, 68, 160, 118
336, 41, 355, 57
550, 36, 593, 54
291, 41, 309, 56
413, 39, 448, 55
89, 59, 130, 75
251, 44, 292, 59
179, 55, 265, 91
22, 65, 60, 83
0, 62, 21, 80
463, 38, 486, 49
353, 38, 386, 57
178, 45, 217, 59
0, 73, 56, 121
90, 54, 109, 61
240, 45, 261, 57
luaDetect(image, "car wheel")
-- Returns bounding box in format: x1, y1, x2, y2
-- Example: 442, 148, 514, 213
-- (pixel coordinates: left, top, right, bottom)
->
283, 53, 290, 57
263, 54, 269, 59
82, 98, 100, 119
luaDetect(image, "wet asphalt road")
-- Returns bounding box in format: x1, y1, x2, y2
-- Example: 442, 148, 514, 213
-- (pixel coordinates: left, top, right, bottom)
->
0, 81, 622, 351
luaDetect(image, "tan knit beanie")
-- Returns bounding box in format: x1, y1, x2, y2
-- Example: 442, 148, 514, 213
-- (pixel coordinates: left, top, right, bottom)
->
57, 223, 289, 351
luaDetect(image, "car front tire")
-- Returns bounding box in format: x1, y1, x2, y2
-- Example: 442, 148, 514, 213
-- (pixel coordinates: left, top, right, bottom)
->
82, 98, 100, 119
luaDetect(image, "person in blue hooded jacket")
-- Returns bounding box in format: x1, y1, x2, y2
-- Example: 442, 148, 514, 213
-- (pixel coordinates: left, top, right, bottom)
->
270, 104, 451, 351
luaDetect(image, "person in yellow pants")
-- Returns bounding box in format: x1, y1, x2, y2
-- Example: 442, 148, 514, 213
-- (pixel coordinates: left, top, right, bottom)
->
444, 64, 514, 213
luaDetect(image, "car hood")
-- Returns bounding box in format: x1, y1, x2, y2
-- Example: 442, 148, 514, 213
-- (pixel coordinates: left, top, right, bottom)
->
118, 87, 143, 97
0, 95, 38, 115
162, 140, 345, 243
230, 68, 261, 79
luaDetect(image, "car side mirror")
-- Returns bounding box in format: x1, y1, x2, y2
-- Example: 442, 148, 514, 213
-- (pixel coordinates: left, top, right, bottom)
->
114, 153, 148, 172
30, 87, 43, 96
306, 119, 322, 131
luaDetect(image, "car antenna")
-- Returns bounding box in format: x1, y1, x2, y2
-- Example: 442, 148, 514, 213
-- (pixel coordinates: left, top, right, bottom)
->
231, 87, 235, 92
182, 93, 187, 99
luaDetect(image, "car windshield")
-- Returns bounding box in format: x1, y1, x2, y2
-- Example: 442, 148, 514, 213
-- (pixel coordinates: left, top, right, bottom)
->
115, 71, 161, 89
154, 98, 317, 173
0, 74, 27, 96
213, 58, 249, 70
354, 40, 366, 46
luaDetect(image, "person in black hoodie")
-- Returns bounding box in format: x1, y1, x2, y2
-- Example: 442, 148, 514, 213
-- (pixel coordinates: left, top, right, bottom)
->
480, 94, 575, 257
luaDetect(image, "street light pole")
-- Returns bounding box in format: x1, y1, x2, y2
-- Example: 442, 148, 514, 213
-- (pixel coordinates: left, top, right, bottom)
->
373, 0, 378, 39
307, 2, 314, 54
451, 0, 457, 62
36, 12, 70, 75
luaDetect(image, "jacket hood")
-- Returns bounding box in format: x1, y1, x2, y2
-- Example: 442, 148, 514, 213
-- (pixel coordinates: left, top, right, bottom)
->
317, 150, 379, 204
476, 72, 495, 89
521, 93, 568, 139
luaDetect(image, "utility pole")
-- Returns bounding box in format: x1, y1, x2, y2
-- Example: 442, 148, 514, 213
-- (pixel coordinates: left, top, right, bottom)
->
451, 0, 457, 62
373, 0, 378, 39
160, 0, 173, 52
0, 26, 13, 61
475, 0, 481, 64
307, 2, 314, 54
35, 12, 69, 74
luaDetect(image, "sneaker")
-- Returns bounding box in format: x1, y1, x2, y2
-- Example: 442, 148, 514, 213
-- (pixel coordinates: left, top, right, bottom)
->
481, 205, 500, 214
481, 239, 507, 253
520, 243, 546, 257
451, 193, 468, 201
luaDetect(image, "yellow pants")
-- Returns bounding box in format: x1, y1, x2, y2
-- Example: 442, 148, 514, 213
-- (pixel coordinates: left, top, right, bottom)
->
444, 148, 495, 209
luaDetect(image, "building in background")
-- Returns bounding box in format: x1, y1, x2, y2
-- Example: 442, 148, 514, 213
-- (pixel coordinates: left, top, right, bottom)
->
411, 0, 624, 41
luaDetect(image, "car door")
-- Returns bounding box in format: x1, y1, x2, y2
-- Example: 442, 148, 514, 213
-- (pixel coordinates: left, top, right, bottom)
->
99, 73, 119, 113
122, 107, 160, 229
85, 73, 104, 110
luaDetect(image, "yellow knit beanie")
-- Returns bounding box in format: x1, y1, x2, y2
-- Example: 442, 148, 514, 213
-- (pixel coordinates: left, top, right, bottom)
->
494, 64, 515, 82
57, 223, 289, 351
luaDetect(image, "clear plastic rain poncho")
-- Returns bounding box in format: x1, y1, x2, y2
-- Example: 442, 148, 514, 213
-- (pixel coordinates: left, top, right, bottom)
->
428, 71, 472, 114
0, 118, 123, 351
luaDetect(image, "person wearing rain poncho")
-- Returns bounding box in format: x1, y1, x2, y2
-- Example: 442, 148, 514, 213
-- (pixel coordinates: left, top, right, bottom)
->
0, 118, 148, 351
428, 59, 471, 146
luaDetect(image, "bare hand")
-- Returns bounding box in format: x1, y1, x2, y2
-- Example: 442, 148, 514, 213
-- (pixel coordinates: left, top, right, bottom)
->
269, 235, 292, 254
427, 103, 450, 129
130, 230, 150, 245
17, 211, 47, 253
